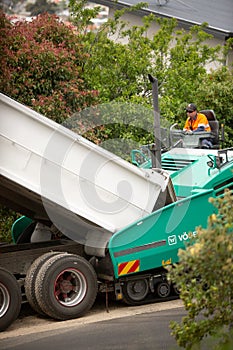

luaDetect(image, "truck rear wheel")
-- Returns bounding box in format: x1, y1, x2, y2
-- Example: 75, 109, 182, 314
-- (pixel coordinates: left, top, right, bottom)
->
0, 268, 22, 331
24, 251, 62, 315
34, 253, 98, 320
122, 278, 149, 305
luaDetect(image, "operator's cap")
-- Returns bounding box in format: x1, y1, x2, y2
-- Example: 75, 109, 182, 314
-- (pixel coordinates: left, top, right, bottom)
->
185, 103, 197, 112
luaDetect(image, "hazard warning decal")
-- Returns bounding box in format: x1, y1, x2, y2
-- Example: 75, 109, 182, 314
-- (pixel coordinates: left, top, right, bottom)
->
118, 260, 140, 276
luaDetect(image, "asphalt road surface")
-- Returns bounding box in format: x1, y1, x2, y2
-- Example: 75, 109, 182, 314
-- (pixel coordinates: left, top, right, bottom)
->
0, 307, 186, 350
1, 295, 219, 350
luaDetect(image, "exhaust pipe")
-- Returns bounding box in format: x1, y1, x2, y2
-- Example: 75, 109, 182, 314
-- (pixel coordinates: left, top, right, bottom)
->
148, 74, 161, 169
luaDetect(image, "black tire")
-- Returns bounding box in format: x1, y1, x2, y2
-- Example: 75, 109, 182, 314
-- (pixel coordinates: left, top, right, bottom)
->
0, 268, 22, 332
16, 221, 37, 244
24, 252, 62, 315
156, 281, 171, 298
34, 253, 98, 320
122, 278, 149, 305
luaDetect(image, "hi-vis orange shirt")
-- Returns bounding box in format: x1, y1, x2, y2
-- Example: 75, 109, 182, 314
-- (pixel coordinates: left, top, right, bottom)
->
183, 113, 211, 132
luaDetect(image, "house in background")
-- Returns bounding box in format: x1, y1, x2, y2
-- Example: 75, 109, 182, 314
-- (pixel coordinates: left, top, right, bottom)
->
92, 0, 233, 68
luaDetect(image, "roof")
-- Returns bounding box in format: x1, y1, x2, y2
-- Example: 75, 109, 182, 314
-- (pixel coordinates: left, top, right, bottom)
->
93, 0, 233, 38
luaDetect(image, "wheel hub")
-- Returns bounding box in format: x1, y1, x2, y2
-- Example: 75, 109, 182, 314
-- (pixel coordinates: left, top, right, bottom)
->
54, 269, 87, 307
0, 282, 10, 317
126, 278, 149, 302
59, 279, 73, 294
133, 281, 144, 293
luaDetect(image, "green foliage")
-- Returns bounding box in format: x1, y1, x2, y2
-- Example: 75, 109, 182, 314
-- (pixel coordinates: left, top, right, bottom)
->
80, 14, 178, 106
65, 102, 155, 160
69, 2, 232, 142
196, 67, 233, 146
69, 0, 103, 32
0, 11, 98, 123
1, 2, 232, 142
168, 190, 233, 349
160, 24, 222, 122
0, 206, 20, 243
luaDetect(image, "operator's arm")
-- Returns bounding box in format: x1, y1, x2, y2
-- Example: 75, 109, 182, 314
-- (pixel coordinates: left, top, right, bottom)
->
183, 118, 192, 133
193, 126, 205, 133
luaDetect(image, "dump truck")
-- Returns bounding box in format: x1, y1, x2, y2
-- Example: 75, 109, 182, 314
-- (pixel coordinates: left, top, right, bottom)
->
0, 91, 233, 332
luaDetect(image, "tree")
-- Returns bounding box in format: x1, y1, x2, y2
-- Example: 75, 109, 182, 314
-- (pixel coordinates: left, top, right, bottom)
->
167, 190, 233, 349
196, 66, 233, 147
0, 11, 98, 242
0, 11, 98, 123
69, 1, 233, 145
0, 207, 20, 243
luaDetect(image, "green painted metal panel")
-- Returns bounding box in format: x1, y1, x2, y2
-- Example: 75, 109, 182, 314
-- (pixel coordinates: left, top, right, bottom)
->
110, 151, 233, 279
135, 149, 233, 198
11, 216, 33, 243
109, 189, 215, 278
